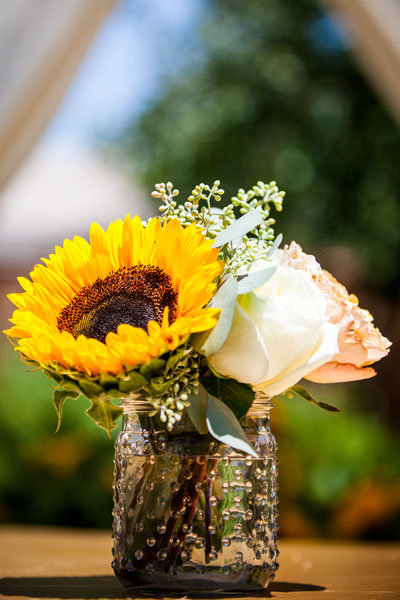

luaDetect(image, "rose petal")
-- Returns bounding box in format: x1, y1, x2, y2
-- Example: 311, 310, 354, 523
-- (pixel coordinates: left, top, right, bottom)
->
255, 321, 339, 396
280, 241, 391, 371
305, 362, 377, 383
208, 304, 270, 386
242, 268, 327, 380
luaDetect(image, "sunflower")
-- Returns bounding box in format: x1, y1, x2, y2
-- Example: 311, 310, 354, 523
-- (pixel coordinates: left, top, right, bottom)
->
5, 216, 223, 377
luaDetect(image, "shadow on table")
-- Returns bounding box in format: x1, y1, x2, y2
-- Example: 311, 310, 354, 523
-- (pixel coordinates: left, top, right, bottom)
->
0, 576, 326, 598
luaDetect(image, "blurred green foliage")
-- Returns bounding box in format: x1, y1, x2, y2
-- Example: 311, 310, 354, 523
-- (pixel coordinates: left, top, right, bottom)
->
276, 387, 400, 539
117, 0, 400, 290
0, 347, 116, 528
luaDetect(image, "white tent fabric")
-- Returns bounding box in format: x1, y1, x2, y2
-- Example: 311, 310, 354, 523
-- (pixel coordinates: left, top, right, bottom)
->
0, 0, 118, 190
0, 0, 399, 194
325, 0, 400, 126
0, 144, 152, 275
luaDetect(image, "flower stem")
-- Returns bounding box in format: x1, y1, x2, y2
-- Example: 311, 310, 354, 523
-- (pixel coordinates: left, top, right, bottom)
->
167, 459, 207, 566
205, 458, 219, 562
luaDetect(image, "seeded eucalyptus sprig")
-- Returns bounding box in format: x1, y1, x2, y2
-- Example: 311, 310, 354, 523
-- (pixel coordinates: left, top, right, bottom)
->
152, 180, 225, 232
153, 179, 285, 275
144, 345, 200, 430
151, 181, 180, 219
146, 178, 286, 443
226, 181, 284, 274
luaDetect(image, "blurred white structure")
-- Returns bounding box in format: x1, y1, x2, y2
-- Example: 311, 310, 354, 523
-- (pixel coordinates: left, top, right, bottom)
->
0, 0, 117, 189
0, 0, 154, 282
1, 0, 399, 282
0, 145, 152, 276
326, 0, 400, 126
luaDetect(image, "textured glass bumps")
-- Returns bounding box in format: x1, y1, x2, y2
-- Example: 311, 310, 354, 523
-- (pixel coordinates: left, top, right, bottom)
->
112, 399, 279, 594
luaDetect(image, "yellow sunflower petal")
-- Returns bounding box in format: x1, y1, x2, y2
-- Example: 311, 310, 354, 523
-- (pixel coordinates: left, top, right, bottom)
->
4, 217, 223, 374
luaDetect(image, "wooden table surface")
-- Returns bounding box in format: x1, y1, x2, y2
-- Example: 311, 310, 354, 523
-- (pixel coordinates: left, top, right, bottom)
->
0, 526, 399, 600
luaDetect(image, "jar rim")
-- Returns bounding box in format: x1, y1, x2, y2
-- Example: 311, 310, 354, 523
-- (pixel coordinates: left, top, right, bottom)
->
120, 391, 273, 416
120, 394, 154, 414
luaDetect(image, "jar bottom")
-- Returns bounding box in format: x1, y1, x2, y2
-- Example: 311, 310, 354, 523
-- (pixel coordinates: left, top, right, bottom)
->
114, 566, 275, 596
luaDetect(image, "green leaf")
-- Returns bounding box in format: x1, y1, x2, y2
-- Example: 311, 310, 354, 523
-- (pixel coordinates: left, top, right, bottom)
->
43, 369, 63, 384
200, 375, 254, 420
103, 388, 124, 400
57, 379, 82, 394
212, 209, 263, 248
19, 354, 40, 368
291, 384, 341, 413
78, 379, 104, 398
140, 358, 166, 379
165, 347, 188, 373
207, 362, 230, 379
237, 266, 276, 294
86, 394, 123, 436
192, 277, 238, 356
206, 394, 257, 457
266, 233, 283, 257
53, 389, 80, 433
100, 373, 119, 388
187, 385, 208, 434
149, 379, 173, 396
118, 371, 148, 394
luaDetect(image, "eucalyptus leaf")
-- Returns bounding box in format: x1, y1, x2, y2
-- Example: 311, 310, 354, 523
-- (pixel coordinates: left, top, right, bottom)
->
200, 375, 254, 421
212, 209, 262, 248
53, 389, 80, 433
266, 233, 283, 258
291, 384, 340, 413
206, 394, 258, 457
192, 277, 238, 356
149, 379, 173, 396
237, 266, 276, 295
187, 385, 208, 434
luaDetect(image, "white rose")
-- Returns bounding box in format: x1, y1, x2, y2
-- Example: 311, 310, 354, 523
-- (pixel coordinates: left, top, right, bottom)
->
208, 263, 339, 397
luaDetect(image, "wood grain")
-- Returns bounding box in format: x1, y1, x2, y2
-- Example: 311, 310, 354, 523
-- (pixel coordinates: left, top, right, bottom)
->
0, 526, 399, 599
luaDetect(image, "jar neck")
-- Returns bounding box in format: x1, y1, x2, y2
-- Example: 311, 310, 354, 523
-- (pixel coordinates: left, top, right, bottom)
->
120, 391, 273, 431
121, 394, 153, 415
247, 391, 273, 417
120, 395, 157, 431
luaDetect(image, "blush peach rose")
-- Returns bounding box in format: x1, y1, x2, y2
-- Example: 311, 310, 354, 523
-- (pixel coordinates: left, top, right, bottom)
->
278, 242, 391, 383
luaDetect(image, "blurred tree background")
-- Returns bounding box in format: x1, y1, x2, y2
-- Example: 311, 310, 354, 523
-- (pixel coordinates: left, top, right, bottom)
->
118, 0, 400, 293
1, 0, 399, 539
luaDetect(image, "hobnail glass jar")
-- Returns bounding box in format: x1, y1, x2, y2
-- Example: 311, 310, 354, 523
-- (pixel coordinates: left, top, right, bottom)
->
112, 394, 279, 595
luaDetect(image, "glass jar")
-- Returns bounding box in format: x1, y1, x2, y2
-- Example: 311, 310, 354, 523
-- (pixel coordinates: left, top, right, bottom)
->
112, 394, 279, 595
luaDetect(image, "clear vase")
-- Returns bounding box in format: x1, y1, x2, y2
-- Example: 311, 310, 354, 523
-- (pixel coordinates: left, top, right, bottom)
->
111, 394, 279, 595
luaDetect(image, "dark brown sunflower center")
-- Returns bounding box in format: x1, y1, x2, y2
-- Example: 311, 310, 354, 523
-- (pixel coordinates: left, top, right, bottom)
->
57, 265, 177, 343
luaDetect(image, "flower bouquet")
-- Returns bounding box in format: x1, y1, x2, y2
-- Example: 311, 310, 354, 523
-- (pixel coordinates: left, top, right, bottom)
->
5, 180, 390, 594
